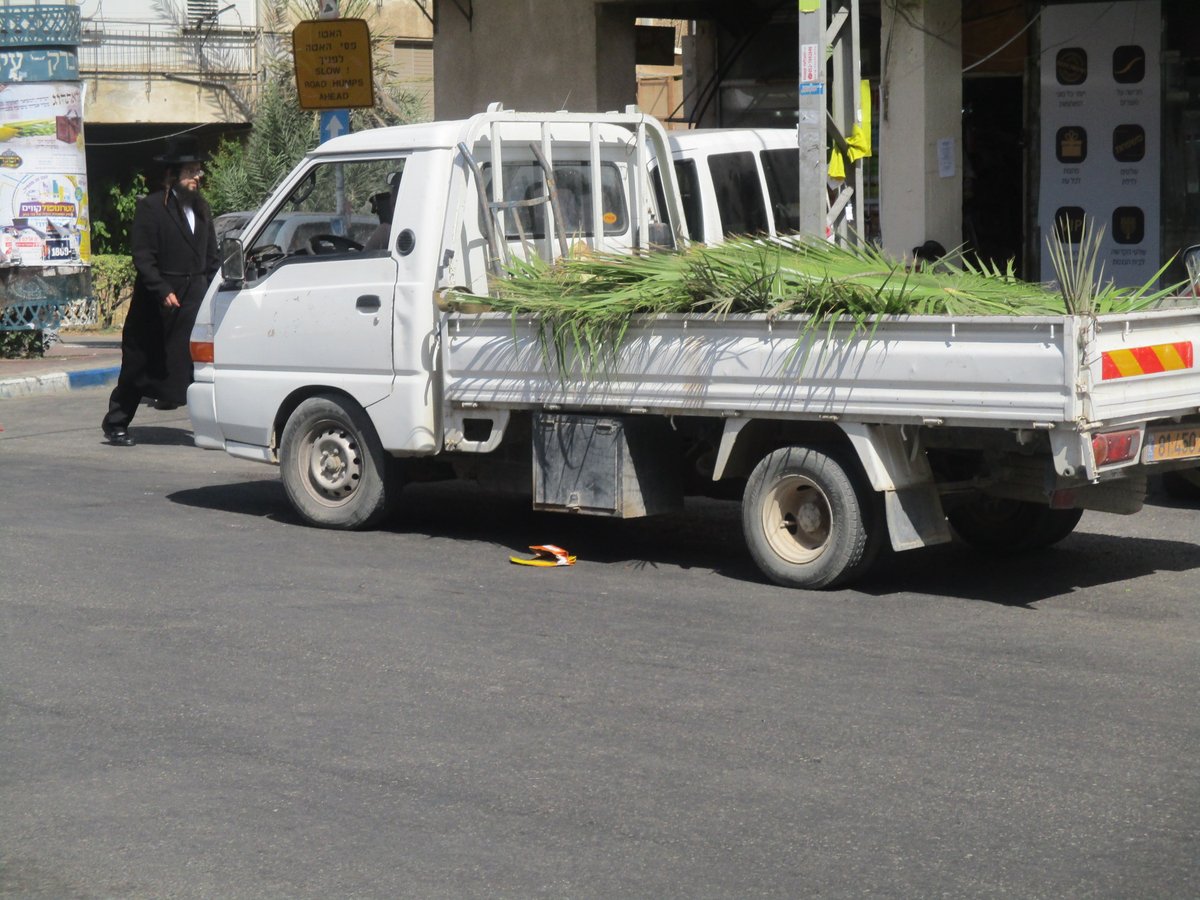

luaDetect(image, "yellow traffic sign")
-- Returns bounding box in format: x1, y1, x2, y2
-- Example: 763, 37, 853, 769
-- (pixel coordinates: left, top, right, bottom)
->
293, 18, 375, 110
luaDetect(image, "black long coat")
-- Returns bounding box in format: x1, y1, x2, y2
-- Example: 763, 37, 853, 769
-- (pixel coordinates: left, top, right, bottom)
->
119, 188, 219, 406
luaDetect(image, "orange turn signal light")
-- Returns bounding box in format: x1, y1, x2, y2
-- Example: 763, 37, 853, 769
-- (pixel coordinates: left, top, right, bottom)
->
190, 340, 214, 363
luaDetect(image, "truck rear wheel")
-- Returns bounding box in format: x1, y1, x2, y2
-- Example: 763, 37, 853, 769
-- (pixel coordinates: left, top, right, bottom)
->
279, 395, 396, 530
742, 446, 879, 590
947, 497, 1083, 553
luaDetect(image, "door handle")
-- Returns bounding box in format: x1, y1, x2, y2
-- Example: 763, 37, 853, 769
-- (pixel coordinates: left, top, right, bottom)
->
356, 294, 381, 313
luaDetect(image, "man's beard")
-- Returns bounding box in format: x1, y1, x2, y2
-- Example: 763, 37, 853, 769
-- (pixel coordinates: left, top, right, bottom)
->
175, 182, 201, 203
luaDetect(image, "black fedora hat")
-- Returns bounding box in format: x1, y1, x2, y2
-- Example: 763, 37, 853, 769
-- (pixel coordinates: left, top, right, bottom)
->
154, 134, 210, 165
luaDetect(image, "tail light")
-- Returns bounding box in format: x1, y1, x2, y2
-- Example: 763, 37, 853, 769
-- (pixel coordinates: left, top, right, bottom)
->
1091, 428, 1141, 466
190, 340, 214, 363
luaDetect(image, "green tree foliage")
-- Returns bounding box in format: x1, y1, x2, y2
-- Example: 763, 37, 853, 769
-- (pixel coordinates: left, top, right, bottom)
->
90, 254, 138, 327
204, 76, 319, 215
90, 174, 147, 255
204, 0, 425, 216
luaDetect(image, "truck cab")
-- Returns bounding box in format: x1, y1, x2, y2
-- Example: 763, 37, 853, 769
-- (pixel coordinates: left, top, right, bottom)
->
188, 106, 685, 469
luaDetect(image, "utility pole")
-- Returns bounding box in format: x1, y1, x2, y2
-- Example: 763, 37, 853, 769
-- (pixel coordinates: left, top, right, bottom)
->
797, 0, 863, 243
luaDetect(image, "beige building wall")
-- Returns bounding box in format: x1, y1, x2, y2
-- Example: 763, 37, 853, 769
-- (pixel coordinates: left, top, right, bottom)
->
374, 1, 435, 119
434, 0, 634, 119
86, 78, 246, 125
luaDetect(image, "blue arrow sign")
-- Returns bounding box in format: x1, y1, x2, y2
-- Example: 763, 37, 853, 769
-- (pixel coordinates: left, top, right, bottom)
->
319, 109, 350, 144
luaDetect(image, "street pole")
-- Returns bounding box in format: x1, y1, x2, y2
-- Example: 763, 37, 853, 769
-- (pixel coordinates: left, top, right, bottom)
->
798, 0, 864, 244
797, 0, 828, 239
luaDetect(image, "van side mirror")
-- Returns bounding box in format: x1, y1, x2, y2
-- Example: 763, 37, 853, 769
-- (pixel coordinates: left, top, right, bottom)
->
1184, 245, 1200, 298
221, 237, 245, 284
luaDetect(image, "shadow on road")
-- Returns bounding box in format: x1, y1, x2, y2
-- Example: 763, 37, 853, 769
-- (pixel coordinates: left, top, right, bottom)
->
167, 478, 763, 583
858, 530, 1200, 606
168, 477, 292, 520
121, 425, 195, 447
168, 478, 1200, 602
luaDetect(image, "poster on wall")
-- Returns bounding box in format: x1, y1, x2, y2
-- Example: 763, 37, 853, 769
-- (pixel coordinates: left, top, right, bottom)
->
0, 81, 90, 267
1038, 0, 1160, 288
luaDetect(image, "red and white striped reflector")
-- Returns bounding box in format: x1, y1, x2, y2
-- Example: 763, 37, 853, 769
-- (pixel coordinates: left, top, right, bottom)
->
1101, 342, 1193, 380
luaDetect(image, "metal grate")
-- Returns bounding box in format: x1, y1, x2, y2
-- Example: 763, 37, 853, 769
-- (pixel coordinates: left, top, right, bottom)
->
0, 4, 81, 48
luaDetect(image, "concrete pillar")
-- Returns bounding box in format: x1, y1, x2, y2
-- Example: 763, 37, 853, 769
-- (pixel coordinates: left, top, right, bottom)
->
595, 6, 637, 113
879, 0, 962, 259
681, 20, 718, 127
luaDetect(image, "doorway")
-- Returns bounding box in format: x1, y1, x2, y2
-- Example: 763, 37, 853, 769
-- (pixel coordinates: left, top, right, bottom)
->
963, 76, 1025, 273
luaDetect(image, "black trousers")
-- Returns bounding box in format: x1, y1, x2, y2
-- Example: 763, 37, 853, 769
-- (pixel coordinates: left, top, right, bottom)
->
101, 379, 142, 432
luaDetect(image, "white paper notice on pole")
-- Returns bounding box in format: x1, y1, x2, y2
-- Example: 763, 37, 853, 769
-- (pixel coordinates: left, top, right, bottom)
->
937, 138, 956, 178
1037, 1, 1161, 287
800, 44, 820, 84
0, 82, 89, 266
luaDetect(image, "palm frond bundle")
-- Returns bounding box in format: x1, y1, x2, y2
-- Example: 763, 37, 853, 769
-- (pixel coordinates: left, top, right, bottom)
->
448, 235, 1181, 373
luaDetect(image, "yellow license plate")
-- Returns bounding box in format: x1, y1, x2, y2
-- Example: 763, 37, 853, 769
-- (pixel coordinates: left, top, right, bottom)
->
1143, 427, 1200, 462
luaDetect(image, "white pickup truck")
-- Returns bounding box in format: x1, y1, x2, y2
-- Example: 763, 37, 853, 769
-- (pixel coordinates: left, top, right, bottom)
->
188, 106, 1200, 588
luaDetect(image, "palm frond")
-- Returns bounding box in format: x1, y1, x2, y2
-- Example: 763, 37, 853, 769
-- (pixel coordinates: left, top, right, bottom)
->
449, 235, 1177, 375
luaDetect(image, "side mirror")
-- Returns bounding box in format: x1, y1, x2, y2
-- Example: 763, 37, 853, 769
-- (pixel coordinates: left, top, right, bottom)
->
221, 237, 245, 283
1184, 244, 1200, 298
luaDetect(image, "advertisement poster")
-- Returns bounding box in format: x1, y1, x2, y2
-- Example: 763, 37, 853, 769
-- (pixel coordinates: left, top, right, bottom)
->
0, 81, 90, 267
1038, 1, 1160, 288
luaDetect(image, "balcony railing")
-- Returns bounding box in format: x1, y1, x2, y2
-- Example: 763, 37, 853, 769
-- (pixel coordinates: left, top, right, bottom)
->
78, 21, 258, 79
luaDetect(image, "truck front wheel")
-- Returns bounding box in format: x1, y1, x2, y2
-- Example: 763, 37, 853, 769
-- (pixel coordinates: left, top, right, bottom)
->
742, 446, 879, 590
279, 395, 397, 530
947, 497, 1083, 553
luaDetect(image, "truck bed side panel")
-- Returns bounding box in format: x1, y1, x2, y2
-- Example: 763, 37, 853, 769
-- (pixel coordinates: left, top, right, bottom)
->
443, 313, 1080, 427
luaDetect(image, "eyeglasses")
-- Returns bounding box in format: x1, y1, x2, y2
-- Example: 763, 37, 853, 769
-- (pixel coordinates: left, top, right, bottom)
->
181, 166, 204, 178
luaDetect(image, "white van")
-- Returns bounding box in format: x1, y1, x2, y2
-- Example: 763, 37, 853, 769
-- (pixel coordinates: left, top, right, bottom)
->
652, 129, 802, 244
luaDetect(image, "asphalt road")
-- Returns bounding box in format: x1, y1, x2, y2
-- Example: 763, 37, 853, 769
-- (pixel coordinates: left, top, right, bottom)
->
1, 389, 1197, 899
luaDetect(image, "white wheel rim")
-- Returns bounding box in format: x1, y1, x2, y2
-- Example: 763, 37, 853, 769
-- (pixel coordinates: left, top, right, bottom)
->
760, 474, 832, 565
303, 421, 362, 506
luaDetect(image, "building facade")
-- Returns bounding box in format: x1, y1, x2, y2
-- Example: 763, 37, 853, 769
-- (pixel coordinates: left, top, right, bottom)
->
429, 0, 1199, 284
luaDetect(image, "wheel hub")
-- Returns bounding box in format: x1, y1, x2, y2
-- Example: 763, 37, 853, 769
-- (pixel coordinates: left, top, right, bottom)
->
763, 475, 831, 565
306, 426, 361, 501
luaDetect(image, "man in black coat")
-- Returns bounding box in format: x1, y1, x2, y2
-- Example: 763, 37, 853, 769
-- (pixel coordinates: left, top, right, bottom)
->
101, 134, 220, 446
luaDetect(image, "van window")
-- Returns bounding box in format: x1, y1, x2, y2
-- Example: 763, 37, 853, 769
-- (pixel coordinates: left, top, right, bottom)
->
245, 157, 405, 266
707, 151, 769, 237
673, 159, 704, 242
760, 148, 801, 234
482, 161, 627, 240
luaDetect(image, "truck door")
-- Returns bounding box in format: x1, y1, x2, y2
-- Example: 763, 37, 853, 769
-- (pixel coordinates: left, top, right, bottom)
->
208, 157, 405, 448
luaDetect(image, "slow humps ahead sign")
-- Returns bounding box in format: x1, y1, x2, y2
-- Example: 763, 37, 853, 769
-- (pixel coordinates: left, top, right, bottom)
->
292, 18, 375, 110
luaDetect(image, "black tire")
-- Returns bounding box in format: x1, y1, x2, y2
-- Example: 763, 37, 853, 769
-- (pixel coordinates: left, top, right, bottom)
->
947, 497, 1083, 553
279, 395, 396, 530
742, 445, 881, 590
1162, 467, 1200, 502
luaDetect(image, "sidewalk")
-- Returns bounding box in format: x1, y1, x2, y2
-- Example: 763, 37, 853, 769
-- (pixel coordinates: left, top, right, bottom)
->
0, 331, 122, 400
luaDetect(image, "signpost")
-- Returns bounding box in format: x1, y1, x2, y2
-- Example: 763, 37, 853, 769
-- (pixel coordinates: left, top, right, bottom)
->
292, 17, 374, 111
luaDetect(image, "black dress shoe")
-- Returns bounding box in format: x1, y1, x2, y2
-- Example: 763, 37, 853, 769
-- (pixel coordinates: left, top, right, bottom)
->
103, 428, 135, 446
152, 400, 180, 410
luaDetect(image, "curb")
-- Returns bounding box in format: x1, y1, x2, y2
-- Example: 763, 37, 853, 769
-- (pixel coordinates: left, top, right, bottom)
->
0, 365, 120, 400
